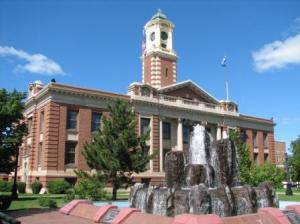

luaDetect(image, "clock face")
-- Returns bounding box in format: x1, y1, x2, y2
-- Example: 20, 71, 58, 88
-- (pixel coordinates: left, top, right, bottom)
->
150, 32, 155, 41
161, 31, 168, 40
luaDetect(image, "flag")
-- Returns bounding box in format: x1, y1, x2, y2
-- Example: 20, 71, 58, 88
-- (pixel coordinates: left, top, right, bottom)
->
221, 56, 227, 67
142, 29, 146, 56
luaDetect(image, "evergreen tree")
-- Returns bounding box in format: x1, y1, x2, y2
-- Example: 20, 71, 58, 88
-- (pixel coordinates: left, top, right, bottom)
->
290, 136, 300, 182
0, 89, 27, 198
82, 99, 152, 200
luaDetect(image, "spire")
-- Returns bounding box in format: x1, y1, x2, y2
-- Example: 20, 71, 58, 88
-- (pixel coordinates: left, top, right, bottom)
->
151, 8, 167, 20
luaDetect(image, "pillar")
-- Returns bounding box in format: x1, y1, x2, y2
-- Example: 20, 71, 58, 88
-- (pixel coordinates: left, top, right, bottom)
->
159, 117, 163, 172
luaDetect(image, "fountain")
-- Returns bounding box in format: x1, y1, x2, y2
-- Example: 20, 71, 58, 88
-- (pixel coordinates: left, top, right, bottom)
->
129, 124, 277, 217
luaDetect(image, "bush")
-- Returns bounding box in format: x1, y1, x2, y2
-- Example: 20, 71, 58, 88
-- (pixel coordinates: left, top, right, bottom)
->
17, 182, 26, 193
38, 197, 57, 208
249, 163, 285, 188
64, 189, 75, 202
75, 171, 105, 201
0, 180, 13, 192
31, 181, 42, 194
0, 195, 12, 210
47, 179, 70, 194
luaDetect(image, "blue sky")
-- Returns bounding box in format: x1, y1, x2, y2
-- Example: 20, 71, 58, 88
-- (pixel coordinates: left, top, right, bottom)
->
1, 0, 300, 149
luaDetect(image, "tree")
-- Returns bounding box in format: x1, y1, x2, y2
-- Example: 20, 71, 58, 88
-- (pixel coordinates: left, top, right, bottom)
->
229, 129, 252, 184
0, 89, 27, 198
248, 163, 285, 188
82, 99, 152, 200
290, 136, 300, 182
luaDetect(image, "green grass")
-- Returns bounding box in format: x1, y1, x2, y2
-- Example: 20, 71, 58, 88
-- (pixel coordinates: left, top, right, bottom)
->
8, 197, 66, 210
277, 194, 300, 202
276, 188, 300, 193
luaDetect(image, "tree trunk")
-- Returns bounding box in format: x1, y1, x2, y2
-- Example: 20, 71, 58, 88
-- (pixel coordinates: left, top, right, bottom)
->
112, 184, 117, 201
11, 146, 19, 199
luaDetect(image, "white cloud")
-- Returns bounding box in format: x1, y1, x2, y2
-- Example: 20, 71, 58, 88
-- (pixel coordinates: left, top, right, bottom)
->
252, 34, 300, 72
0, 46, 65, 75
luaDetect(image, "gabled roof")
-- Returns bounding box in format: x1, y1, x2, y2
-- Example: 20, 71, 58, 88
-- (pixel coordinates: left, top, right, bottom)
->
158, 80, 219, 104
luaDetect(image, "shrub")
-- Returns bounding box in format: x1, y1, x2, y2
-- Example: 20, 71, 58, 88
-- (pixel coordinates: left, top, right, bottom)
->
0, 195, 12, 210
17, 182, 26, 193
47, 179, 70, 194
75, 171, 105, 201
64, 189, 75, 202
0, 180, 13, 192
249, 163, 285, 188
38, 197, 57, 208
31, 181, 42, 194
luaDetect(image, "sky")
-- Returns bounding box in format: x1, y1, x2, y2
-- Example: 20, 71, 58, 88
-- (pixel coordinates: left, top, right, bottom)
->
1, 0, 300, 149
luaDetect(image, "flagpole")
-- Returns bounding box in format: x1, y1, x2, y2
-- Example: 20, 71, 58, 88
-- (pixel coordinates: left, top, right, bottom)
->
221, 56, 229, 101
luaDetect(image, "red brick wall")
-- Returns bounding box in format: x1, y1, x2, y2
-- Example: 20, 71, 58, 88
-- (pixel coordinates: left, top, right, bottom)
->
160, 58, 175, 87
78, 108, 91, 170
152, 115, 160, 172
57, 105, 67, 170
44, 102, 60, 170
257, 131, 264, 165
268, 132, 276, 164
143, 56, 152, 85
30, 111, 38, 171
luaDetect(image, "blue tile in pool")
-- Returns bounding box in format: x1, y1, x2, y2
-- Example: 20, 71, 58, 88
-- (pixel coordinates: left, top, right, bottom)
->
93, 200, 129, 208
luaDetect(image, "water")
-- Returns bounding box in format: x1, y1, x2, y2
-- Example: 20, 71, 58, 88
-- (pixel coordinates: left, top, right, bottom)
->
93, 200, 129, 208
189, 124, 207, 165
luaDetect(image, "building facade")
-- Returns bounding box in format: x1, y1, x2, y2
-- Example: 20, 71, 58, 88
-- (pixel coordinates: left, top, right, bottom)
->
274, 141, 286, 168
18, 10, 276, 186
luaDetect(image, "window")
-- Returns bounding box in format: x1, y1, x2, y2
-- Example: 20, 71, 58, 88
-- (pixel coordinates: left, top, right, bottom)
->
141, 87, 151, 97
240, 130, 247, 143
163, 148, 171, 171
253, 131, 258, 148
140, 118, 151, 135
165, 68, 168, 77
163, 122, 171, 140
264, 153, 269, 162
39, 111, 44, 132
91, 112, 102, 132
263, 133, 268, 148
65, 141, 77, 166
253, 152, 259, 165
183, 125, 190, 144
38, 143, 43, 166
144, 146, 150, 170
67, 110, 78, 130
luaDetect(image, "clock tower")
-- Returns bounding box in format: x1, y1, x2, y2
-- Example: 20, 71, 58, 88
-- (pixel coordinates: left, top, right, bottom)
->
142, 9, 177, 88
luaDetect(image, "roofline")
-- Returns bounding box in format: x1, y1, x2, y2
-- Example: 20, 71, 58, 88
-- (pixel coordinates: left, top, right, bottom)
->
240, 114, 275, 125
158, 80, 219, 104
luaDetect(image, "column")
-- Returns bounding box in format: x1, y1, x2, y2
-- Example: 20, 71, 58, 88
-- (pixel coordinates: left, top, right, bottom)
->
177, 118, 183, 151
159, 118, 163, 172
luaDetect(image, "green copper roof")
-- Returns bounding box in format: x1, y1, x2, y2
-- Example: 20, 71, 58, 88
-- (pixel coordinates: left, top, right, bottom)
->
151, 8, 167, 20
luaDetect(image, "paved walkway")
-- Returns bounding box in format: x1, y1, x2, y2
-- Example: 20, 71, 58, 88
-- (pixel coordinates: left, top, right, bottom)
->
7, 209, 93, 224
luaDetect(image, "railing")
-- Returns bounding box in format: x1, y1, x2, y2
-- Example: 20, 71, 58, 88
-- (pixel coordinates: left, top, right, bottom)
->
132, 94, 239, 116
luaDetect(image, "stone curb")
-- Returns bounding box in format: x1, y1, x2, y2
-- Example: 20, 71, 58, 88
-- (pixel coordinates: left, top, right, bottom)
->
111, 208, 141, 224
285, 205, 300, 216
173, 214, 222, 224
93, 205, 117, 222
258, 207, 290, 224
59, 200, 91, 215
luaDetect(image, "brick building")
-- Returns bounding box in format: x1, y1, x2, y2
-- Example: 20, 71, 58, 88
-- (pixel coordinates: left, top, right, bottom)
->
274, 141, 286, 168
18, 10, 276, 186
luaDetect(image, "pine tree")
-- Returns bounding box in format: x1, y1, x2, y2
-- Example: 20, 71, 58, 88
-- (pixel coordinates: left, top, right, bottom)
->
82, 99, 152, 200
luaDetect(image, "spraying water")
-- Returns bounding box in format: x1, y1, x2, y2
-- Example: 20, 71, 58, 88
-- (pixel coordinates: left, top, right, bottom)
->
189, 124, 207, 165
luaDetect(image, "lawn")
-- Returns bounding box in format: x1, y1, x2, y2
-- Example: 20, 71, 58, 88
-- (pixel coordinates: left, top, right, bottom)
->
277, 194, 300, 202
1, 190, 129, 211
